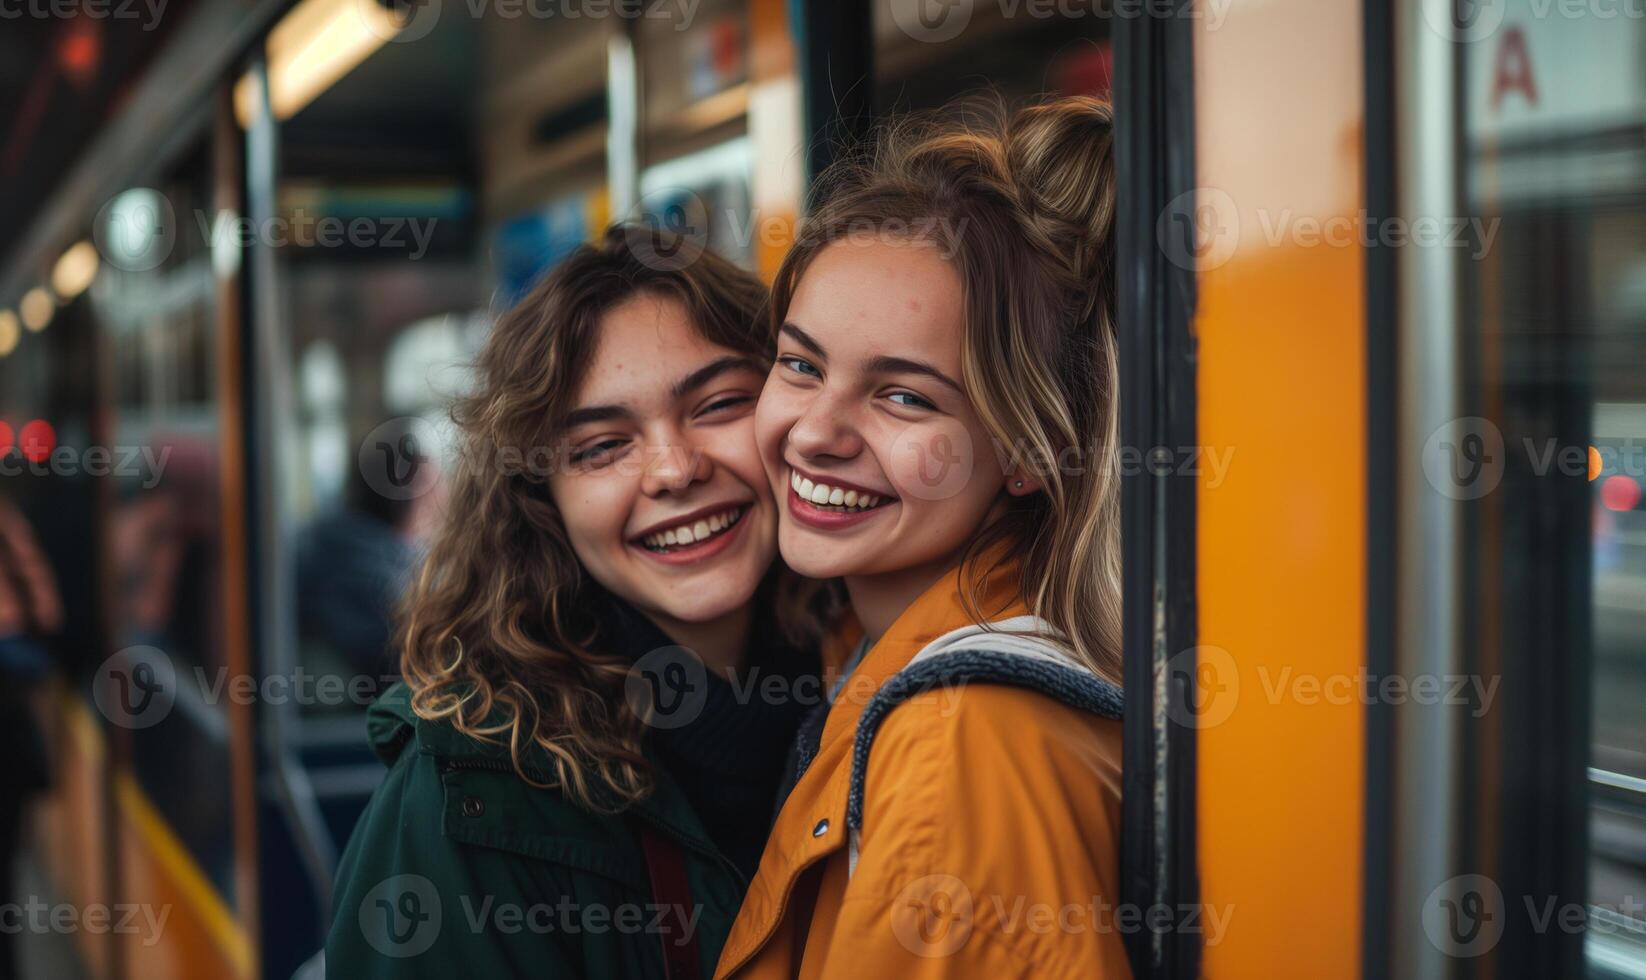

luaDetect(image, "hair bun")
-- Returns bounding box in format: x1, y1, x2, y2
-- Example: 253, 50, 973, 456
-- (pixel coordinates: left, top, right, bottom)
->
1005, 97, 1116, 297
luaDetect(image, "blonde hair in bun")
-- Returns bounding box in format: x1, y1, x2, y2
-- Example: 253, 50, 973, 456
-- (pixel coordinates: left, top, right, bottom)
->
773, 93, 1122, 684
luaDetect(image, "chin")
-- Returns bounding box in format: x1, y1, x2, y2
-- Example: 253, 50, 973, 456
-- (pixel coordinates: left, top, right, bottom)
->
647, 571, 760, 625
776, 525, 861, 580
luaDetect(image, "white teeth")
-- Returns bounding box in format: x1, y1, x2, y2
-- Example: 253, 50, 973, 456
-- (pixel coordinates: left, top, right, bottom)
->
640, 507, 744, 551
788, 471, 890, 512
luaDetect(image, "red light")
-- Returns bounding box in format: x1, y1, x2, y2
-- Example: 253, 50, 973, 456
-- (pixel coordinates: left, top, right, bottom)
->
58, 21, 101, 86
0, 421, 12, 455
19, 420, 54, 464
1601, 475, 1642, 512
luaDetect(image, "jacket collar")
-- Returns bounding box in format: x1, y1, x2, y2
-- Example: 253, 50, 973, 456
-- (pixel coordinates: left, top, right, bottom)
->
715, 545, 1030, 975
814, 543, 1025, 760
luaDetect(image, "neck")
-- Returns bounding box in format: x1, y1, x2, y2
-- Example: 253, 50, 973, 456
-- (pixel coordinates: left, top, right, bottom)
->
844, 552, 964, 643
643, 604, 753, 677
847, 499, 1013, 642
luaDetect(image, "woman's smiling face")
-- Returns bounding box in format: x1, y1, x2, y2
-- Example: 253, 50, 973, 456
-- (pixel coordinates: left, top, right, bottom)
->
754, 239, 1012, 584
548, 292, 776, 631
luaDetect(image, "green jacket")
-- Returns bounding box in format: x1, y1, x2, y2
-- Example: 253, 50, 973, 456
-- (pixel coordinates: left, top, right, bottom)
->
324, 683, 749, 979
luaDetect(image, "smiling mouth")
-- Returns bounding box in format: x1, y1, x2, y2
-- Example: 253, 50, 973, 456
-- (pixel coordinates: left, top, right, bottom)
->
636, 505, 749, 553
788, 470, 896, 512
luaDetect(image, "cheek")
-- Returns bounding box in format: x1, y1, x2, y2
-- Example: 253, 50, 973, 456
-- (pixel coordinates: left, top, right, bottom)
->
754, 384, 800, 465
549, 474, 632, 555
878, 415, 991, 506
694, 417, 765, 489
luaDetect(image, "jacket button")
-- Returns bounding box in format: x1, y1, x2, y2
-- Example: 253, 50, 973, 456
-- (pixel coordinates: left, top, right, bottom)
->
812, 819, 829, 838
461, 796, 484, 817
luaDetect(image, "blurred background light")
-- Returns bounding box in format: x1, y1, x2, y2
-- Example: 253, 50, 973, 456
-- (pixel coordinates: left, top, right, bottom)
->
50, 240, 99, 300
0, 310, 18, 357
19, 287, 54, 332
234, 0, 400, 126
1602, 475, 1643, 513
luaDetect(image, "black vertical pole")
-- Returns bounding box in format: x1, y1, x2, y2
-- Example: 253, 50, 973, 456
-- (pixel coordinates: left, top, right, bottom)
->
794, 0, 875, 189
1115, 2, 1200, 978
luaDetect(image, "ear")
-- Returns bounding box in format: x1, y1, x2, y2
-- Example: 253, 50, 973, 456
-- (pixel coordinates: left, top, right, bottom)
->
1005, 469, 1041, 496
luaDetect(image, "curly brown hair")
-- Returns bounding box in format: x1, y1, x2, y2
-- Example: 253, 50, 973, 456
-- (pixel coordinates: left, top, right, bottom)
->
398, 226, 809, 812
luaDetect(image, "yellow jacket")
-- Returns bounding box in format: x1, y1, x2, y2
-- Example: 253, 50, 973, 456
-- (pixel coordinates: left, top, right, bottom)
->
715, 553, 1130, 979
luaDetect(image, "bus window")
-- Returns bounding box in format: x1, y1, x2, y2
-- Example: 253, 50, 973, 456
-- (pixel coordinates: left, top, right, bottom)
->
1460, 6, 1646, 971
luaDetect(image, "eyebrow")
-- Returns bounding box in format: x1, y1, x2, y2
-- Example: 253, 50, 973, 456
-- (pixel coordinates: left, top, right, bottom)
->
559, 355, 761, 431
560, 404, 634, 430
780, 322, 826, 360
866, 355, 966, 397
671, 355, 761, 400
784, 321, 962, 396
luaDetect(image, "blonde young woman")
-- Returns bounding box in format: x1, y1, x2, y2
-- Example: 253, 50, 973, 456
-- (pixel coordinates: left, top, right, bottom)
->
326, 230, 831, 979
715, 96, 1129, 979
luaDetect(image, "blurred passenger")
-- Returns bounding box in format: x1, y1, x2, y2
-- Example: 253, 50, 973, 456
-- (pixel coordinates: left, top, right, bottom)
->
0, 499, 62, 980
721, 96, 1128, 978
325, 229, 833, 978
295, 437, 441, 685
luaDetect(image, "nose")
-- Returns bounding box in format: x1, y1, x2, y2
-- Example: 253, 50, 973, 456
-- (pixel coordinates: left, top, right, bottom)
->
786, 388, 864, 463
640, 435, 711, 497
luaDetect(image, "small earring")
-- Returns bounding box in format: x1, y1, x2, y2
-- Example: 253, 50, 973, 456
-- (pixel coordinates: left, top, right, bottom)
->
1013, 480, 1024, 489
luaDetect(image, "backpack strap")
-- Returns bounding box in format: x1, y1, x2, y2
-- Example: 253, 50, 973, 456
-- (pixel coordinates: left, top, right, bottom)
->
843, 644, 1124, 877
638, 826, 703, 980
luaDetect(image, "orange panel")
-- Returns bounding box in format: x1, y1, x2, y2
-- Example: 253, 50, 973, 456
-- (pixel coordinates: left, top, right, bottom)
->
37, 691, 114, 980
114, 774, 252, 980
1193, 0, 1366, 975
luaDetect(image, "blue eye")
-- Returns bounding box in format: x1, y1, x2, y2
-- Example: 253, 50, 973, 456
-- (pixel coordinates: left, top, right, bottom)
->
887, 391, 936, 410
779, 356, 821, 379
